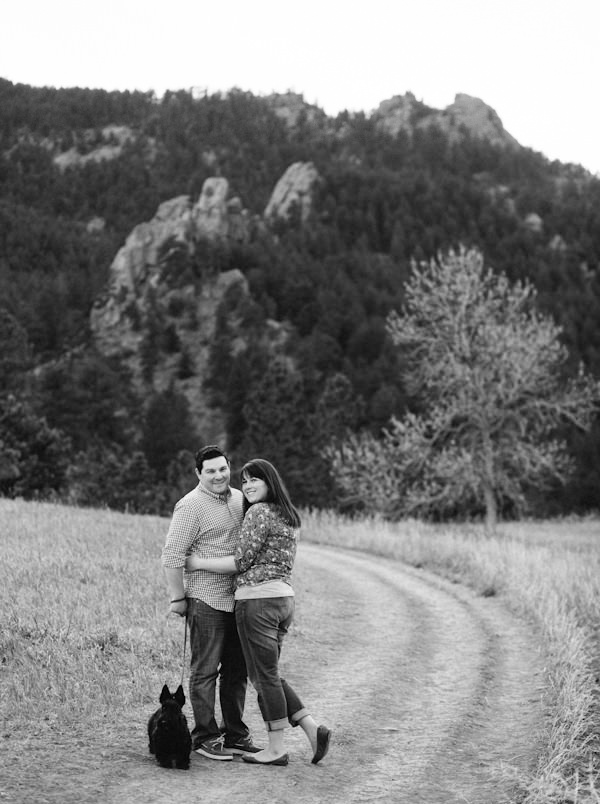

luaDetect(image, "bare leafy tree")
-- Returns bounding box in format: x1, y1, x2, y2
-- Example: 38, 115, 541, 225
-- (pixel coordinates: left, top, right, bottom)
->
328, 247, 600, 527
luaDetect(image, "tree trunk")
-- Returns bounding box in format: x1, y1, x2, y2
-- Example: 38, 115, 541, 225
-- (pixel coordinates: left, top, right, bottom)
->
483, 482, 497, 533
480, 426, 497, 533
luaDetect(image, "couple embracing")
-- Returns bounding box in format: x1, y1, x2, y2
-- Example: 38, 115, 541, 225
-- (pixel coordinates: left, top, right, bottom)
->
161, 445, 331, 767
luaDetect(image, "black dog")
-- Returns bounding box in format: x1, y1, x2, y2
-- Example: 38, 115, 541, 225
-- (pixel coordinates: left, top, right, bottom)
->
147, 684, 192, 769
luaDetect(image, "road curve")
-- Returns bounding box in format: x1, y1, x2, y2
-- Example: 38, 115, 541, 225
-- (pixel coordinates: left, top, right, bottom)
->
104, 543, 548, 804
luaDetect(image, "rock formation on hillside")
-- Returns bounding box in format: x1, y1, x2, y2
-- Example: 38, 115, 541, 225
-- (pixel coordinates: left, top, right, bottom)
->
264, 162, 321, 222
191, 177, 251, 241
90, 163, 315, 444
373, 92, 519, 148
261, 90, 519, 152
373, 92, 422, 137
524, 212, 543, 233
264, 92, 327, 127
90, 177, 253, 443
53, 125, 156, 171
438, 94, 520, 147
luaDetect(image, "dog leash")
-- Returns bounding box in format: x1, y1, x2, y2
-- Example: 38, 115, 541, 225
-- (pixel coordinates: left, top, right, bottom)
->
180, 614, 188, 688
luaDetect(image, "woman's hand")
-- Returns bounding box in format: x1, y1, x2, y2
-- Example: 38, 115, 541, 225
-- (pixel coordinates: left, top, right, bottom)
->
185, 553, 204, 572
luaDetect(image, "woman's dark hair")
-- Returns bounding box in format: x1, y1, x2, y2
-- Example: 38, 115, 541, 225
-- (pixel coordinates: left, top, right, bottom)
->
240, 458, 301, 528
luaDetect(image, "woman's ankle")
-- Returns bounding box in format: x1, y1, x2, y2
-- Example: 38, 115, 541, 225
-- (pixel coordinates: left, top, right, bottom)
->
267, 729, 285, 755
296, 715, 318, 748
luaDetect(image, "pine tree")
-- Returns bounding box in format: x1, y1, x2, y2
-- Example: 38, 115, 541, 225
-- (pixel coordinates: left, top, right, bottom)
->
0, 394, 71, 498
141, 386, 198, 479
237, 357, 314, 504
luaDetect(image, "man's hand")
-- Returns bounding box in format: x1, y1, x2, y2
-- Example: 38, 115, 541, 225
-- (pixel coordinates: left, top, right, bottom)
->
169, 598, 188, 617
163, 567, 186, 616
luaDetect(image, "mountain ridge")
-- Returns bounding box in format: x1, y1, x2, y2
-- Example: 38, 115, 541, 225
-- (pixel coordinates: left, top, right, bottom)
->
1, 78, 598, 514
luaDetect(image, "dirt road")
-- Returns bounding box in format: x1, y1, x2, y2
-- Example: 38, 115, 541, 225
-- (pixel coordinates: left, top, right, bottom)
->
12, 544, 548, 803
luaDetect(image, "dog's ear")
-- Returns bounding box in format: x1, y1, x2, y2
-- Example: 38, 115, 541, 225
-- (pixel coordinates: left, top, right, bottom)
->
174, 684, 185, 707
160, 684, 171, 702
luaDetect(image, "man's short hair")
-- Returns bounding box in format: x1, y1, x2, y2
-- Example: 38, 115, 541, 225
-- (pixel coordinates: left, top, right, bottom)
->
195, 445, 229, 471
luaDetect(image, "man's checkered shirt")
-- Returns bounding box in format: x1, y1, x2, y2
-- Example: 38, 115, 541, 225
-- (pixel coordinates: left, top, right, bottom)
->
161, 483, 244, 612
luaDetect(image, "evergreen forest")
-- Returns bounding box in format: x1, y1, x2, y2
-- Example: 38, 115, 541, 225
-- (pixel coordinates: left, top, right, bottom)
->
1, 78, 599, 517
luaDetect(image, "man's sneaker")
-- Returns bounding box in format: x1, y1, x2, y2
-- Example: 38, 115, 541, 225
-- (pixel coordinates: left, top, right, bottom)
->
223, 735, 262, 755
195, 735, 233, 760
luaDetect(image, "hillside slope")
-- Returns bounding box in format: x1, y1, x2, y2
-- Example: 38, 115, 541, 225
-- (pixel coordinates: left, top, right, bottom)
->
1, 79, 599, 513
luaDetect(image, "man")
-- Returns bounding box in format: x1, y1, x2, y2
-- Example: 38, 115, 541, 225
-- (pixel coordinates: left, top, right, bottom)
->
162, 444, 259, 759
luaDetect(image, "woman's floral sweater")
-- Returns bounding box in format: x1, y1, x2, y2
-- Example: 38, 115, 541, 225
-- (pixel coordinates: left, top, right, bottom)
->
233, 502, 298, 590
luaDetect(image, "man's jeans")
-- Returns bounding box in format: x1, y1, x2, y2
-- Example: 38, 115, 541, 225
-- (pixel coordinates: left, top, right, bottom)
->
187, 598, 249, 747
235, 596, 307, 730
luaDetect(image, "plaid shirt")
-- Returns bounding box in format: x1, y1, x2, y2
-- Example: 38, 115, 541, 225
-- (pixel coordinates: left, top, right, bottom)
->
161, 482, 244, 612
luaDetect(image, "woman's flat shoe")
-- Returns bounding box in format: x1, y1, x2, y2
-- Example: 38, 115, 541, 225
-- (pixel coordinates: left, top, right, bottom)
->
311, 725, 331, 764
242, 753, 289, 766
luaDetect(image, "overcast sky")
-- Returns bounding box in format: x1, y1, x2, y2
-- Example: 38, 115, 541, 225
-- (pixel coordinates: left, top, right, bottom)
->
2, 0, 598, 175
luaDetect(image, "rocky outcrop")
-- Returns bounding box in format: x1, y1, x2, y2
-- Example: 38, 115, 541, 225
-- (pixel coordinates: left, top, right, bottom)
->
373, 92, 519, 149
93, 178, 249, 321
373, 92, 422, 137
90, 161, 320, 443
53, 125, 147, 171
191, 177, 250, 241
549, 233, 567, 252
264, 161, 321, 222
523, 212, 543, 233
86, 216, 106, 234
90, 177, 253, 444
434, 94, 520, 148
264, 92, 326, 128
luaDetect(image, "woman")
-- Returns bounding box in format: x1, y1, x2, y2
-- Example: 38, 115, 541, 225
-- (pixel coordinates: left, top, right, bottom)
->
185, 458, 331, 766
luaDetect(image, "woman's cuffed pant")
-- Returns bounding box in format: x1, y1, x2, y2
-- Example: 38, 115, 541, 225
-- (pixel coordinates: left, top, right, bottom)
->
235, 596, 307, 729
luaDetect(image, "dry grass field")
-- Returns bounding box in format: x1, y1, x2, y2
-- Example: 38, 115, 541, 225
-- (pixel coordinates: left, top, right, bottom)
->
1, 498, 599, 802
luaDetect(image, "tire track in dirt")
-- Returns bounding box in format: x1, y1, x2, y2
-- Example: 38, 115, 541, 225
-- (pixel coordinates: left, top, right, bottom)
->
99, 543, 547, 804
295, 544, 547, 803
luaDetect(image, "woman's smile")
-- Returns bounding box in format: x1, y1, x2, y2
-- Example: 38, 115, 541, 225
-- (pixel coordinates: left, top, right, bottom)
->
242, 476, 269, 503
